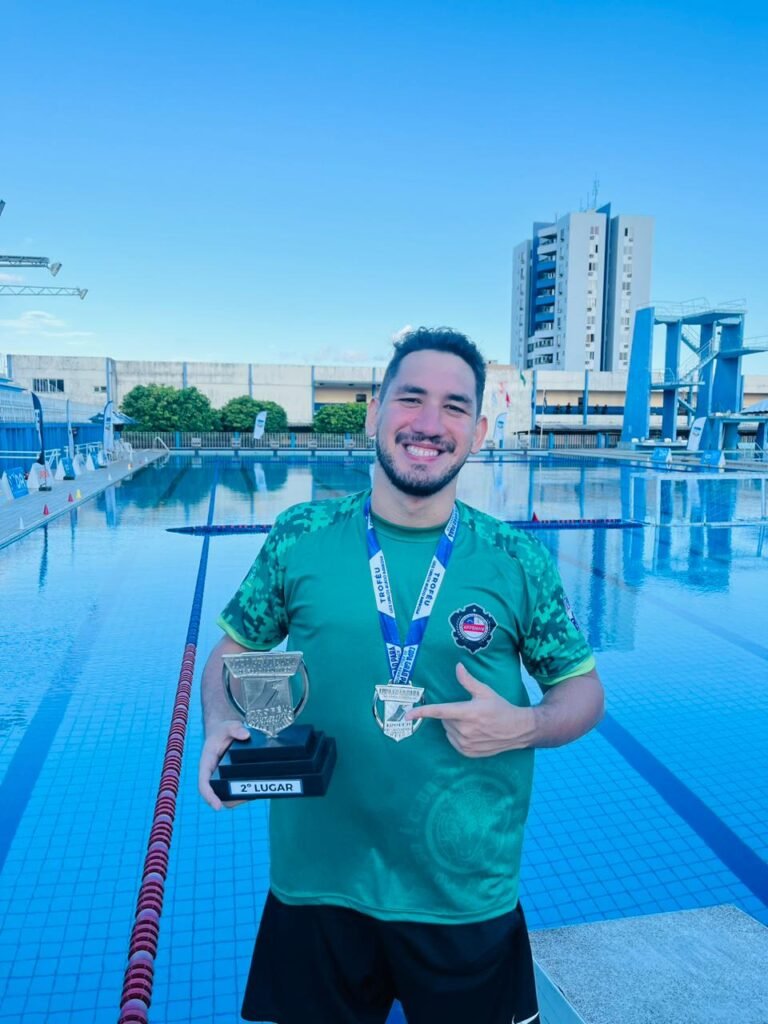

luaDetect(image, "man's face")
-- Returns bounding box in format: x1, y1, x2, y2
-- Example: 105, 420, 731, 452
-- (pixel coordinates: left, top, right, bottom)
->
366, 350, 488, 497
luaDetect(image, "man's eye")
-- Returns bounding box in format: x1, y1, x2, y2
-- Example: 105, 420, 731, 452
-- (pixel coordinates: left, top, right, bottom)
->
399, 397, 419, 404
446, 404, 467, 414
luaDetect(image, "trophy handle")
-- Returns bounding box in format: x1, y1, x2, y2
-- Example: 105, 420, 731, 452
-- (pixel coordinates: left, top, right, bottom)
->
293, 661, 310, 719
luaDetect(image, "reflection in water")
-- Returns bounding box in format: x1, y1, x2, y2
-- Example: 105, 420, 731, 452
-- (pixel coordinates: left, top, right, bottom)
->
19, 454, 765, 663
38, 524, 49, 592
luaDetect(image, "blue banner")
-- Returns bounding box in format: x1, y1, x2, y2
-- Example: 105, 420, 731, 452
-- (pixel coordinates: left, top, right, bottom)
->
30, 392, 46, 463
6, 466, 29, 499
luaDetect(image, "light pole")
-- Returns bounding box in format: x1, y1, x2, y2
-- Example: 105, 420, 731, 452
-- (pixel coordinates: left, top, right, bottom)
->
0, 199, 88, 297
0, 255, 63, 276
0, 285, 87, 298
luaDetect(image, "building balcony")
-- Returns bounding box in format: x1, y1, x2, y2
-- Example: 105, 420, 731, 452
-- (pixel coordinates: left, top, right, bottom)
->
536, 259, 556, 272
535, 293, 555, 305
535, 310, 555, 323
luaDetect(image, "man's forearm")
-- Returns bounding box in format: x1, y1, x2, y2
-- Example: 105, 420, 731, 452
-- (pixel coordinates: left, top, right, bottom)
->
201, 634, 251, 733
531, 669, 605, 748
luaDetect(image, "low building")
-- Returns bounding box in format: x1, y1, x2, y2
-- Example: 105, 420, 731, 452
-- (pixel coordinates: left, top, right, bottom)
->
2, 351, 767, 435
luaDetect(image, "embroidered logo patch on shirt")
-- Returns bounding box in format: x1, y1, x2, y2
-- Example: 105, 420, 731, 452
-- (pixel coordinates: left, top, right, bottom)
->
449, 603, 498, 653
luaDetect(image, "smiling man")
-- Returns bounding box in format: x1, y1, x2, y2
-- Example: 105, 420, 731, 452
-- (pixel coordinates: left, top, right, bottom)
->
199, 327, 604, 1024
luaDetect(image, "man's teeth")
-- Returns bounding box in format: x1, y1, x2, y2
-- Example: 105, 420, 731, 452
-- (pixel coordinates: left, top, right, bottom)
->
405, 445, 439, 458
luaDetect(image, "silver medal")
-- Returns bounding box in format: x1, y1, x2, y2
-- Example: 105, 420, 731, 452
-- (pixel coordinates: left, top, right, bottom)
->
373, 683, 425, 742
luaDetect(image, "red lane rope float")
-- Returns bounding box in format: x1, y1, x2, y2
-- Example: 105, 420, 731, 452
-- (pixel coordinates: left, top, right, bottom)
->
118, 470, 217, 1023
117, 644, 197, 1024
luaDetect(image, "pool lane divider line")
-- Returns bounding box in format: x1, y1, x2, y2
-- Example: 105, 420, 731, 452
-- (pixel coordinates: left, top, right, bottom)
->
598, 713, 768, 911
0, 601, 100, 875
118, 469, 218, 1024
166, 517, 643, 537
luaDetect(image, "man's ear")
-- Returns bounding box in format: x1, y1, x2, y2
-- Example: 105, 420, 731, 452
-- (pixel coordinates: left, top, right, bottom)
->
365, 397, 380, 437
471, 414, 488, 453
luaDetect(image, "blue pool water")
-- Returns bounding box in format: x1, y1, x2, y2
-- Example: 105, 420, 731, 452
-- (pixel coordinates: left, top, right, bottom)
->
0, 453, 766, 1023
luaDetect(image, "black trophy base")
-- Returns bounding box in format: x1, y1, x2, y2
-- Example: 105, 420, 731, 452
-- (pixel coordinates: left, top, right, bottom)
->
211, 725, 336, 800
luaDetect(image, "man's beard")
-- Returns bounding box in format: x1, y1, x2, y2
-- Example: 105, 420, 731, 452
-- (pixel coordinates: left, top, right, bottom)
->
375, 433, 465, 498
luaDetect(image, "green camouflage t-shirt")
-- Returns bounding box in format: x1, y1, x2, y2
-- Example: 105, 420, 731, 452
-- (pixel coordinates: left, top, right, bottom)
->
219, 490, 594, 924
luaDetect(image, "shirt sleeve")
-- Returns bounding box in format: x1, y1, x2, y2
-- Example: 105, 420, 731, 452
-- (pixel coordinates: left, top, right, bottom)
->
518, 542, 595, 687
217, 524, 289, 650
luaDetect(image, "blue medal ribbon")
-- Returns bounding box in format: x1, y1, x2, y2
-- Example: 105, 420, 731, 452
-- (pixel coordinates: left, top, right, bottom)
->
364, 495, 460, 687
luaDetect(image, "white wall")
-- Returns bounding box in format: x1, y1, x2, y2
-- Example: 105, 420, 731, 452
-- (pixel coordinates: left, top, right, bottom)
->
562, 212, 606, 372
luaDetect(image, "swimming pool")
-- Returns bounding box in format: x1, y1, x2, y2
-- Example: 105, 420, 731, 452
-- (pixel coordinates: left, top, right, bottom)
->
1, 453, 766, 1023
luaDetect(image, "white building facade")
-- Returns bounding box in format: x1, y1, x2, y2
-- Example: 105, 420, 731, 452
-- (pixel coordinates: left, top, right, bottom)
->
511, 205, 653, 373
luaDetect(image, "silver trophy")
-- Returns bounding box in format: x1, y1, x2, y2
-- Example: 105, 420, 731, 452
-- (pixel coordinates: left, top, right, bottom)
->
210, 650, 336, 801
223, 651, 309, 737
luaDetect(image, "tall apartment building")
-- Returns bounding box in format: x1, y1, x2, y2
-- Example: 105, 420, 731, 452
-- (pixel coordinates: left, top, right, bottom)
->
511, 204, 653, 372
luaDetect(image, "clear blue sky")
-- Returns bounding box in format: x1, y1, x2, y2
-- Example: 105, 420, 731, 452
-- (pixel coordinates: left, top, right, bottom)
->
1, 0, 767, 370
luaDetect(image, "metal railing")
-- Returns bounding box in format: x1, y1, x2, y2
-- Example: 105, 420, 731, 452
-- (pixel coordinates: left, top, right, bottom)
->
653, 297, 747, 319
124, 431, 375, 450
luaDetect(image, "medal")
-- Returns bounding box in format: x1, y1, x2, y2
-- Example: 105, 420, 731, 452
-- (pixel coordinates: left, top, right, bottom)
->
364, 496, 459, 741
373, 684, 425, 742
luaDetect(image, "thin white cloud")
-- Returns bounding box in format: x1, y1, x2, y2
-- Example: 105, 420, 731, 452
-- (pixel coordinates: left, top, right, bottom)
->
0, 309, 93, 339
0, 272, 25, 284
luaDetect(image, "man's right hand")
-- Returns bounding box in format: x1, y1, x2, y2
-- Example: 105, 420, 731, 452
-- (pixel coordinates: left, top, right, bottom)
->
198, 719, 252, 811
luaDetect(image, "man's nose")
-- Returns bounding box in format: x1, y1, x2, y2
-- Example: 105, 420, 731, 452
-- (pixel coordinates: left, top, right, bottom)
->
409, 401, 443, 435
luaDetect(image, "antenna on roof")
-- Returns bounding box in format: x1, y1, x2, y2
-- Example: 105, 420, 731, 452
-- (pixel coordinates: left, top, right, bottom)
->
592, 176, 600, 209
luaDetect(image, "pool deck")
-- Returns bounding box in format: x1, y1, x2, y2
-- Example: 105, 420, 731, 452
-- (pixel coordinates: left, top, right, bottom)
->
0, 449, 165, 550
532, 905, 768, 1023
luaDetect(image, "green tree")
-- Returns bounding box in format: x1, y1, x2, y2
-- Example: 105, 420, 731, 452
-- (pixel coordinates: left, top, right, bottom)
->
176, 387, 219, 431
219, 396, 288, 432
313, 402, 368, 433
120, 384, 218, 431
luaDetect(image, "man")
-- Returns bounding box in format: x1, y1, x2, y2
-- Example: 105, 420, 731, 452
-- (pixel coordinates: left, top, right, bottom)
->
199, 327, 604, 1024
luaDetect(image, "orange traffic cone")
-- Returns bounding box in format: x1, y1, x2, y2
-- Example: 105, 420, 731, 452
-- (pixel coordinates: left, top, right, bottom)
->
43, 504, 50, 516
68, 493, 74, 502
531, 512, 539, 522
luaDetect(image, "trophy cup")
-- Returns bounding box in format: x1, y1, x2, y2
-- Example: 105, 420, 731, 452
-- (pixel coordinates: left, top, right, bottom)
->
210, 651, 336, 800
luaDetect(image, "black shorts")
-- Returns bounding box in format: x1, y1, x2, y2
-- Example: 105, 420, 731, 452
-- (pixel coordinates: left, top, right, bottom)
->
241, 891, 540, 1024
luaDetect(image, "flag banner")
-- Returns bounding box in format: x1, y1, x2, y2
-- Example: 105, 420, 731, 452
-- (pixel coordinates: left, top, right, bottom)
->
31, 392, 46, 463
66, 399, 75, 459
253, 410, 268, 439
687, 417, 706, 452
103, 400, 115, 453
493, 413, 507, 447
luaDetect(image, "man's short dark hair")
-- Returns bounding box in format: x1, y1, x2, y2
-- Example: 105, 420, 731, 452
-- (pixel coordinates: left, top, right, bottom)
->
379, 327, 486, 413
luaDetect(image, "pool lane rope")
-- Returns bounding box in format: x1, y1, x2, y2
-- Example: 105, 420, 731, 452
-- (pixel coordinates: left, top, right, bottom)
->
167, 516, 641, 537
118, 471, 218, 1024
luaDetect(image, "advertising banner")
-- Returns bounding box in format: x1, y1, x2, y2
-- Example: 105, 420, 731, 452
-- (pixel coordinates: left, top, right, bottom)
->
253, 410, 268, 440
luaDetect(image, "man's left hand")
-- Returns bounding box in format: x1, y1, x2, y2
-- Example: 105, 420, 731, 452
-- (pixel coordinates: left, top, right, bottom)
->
405, 663, 536, 757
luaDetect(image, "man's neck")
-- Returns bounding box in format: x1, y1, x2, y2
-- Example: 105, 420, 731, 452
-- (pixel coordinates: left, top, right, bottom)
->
370, 466, 457, 527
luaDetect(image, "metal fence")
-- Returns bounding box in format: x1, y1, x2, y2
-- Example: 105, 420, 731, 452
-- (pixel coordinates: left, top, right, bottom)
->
123, 431, 376, 450
0, 390, 103, 424
122, 430, 623, 453
524, 432, 621, 450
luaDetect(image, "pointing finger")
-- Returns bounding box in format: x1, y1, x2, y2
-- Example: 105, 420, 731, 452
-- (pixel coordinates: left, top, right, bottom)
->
405, 701, 472, 722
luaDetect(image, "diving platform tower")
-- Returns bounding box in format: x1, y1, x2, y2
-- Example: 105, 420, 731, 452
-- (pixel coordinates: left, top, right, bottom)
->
621, 300, 768, 453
